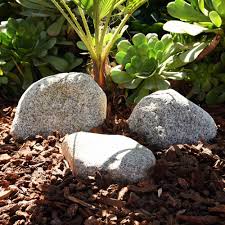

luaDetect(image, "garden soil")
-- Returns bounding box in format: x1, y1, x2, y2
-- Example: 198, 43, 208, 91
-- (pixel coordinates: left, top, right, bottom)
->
0, 97, 225, 225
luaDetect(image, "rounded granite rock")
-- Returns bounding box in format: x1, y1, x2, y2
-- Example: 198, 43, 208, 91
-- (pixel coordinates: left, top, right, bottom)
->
128, 89, 217, 148
62, 132, 156, 183
11, 72, 107, 139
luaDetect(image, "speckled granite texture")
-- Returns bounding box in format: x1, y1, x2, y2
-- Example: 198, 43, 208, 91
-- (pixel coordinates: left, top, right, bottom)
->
128, 89, 217, 148
11, 72, 107, 139
62, 132, 156, 183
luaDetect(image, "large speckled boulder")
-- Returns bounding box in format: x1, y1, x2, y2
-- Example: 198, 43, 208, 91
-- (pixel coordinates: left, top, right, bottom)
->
11, 72, 107, 139
128, 89, 217, 148
62, 132, 156, 183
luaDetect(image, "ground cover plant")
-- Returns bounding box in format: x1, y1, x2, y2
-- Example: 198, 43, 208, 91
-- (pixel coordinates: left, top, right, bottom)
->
0, 17, 82, 98
185, 50, 225, 104
0, 0, 225, 225
163, 0, 225, 104
111, 33, 208, 103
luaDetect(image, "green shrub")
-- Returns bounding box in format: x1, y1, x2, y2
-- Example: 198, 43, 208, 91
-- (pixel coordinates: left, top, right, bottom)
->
111, 32, 208, 104
51, 0, 147, 89
186, 52, 225, 104
0, 17, 82, 98
162, 0, 225, 105
164, 0, 225, 35
16, 0, 60, 17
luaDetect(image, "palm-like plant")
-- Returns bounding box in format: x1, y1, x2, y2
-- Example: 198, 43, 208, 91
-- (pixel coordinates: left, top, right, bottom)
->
51, 0, 147, 89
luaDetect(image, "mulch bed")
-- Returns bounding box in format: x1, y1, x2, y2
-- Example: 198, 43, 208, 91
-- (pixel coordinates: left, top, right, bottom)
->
0, 100, 225, 225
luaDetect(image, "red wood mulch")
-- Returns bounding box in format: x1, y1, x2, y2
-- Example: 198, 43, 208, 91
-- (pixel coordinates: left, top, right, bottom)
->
0, 99, 225, 225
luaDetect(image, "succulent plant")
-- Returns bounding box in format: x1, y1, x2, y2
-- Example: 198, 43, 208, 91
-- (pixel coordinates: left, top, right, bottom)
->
163, 0, 225, 36
186, 52, 225, 104
0, 17, 82, 98
111, 32, 207, 103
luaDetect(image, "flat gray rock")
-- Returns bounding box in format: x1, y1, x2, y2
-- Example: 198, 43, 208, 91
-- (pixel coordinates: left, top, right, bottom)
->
128, 89, 217, 148
11, 72, 107, 139
61, 132, 156, 183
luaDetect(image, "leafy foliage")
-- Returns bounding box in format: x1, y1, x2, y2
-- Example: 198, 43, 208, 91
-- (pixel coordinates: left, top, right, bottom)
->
51, 0, 147, 88
164, 0, 225, 35
0, 1, 20, 20
111, 33, 208, 104
162, 0, 225, 105
16, 0, 61, 17
186, 52, 225, 104
127, 0, 170, 35
15, 0, 72, 36
0, 18, 82, 98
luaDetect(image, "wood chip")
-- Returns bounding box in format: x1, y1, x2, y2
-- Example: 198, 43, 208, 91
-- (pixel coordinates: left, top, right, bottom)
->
127, 184, 157, 193
0, 154, 11, 163
0, 189, 13, 200
208, 205, 225, 213
96, 196, 125, 208
64, 187, 96, 210
118, 187, 129, 200
176, 215, 220, 225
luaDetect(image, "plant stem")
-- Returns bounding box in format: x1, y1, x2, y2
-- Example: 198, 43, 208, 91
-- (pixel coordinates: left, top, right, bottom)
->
114, 0, 126, 8
78, 7, 93, 43
96, 12, 131, 88
99, 0, 117, 54
102, 13, 130, 60
94, 0, 101, 61
93, 58, 107, 89
51, 0, 97, 60
60, 0, 97, 59
60, 0, 82, 31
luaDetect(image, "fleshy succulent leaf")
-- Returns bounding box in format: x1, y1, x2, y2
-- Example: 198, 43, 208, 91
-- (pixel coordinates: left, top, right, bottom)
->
167, 0, 210, 22
163, 20, 208, 36
209, 10, 222, 27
